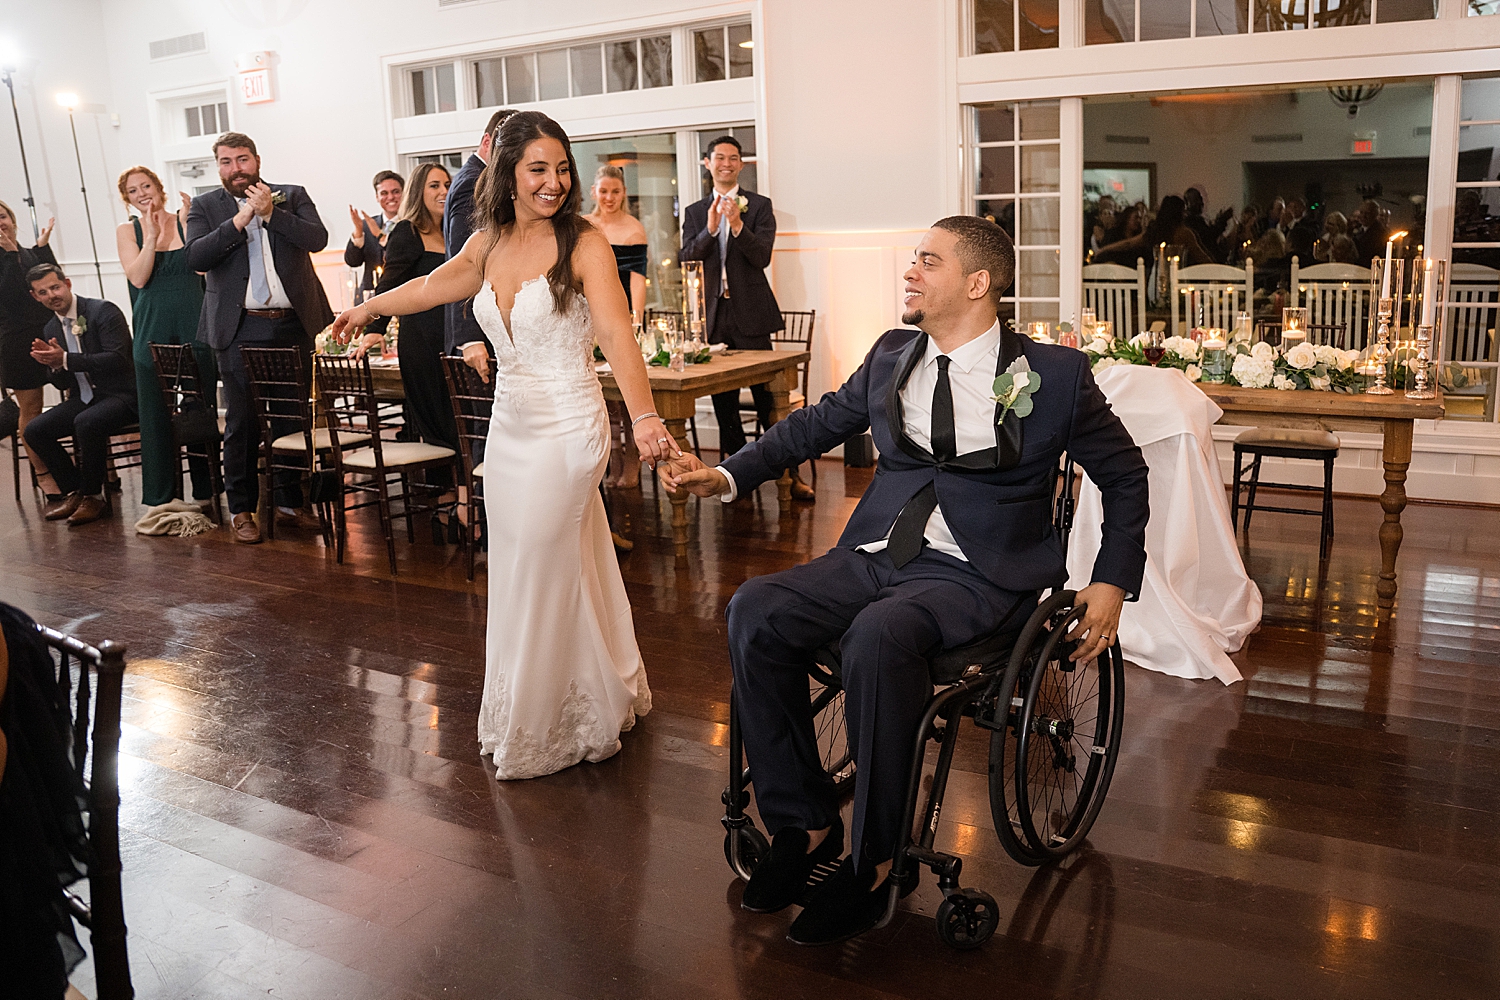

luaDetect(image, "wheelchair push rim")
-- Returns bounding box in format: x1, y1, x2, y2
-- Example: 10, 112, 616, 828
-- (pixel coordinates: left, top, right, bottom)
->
1013, 606, 1124, 859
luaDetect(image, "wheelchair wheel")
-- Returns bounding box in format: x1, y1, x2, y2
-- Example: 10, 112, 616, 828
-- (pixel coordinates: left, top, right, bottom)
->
935, 888, 1000, 950
987, 591, 1076, 866
1014, 608, 1125, 860
724, 824, 770, 882
809, 664, 855, 797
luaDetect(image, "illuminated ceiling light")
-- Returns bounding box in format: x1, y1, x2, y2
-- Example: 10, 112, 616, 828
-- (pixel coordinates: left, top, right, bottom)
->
738, 39, 754, 48
55, 91, 79, 109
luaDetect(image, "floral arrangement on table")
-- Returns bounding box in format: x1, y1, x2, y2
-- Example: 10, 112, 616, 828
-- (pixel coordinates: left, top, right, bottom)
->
1082, 333, 1371, 393
593, 343, 713, 366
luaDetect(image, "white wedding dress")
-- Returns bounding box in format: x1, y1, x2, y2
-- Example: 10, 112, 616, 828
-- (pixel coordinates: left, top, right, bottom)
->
472, 276, 651, 780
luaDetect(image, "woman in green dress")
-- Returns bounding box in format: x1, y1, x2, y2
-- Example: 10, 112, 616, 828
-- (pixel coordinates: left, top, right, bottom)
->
115, 166, 219, 509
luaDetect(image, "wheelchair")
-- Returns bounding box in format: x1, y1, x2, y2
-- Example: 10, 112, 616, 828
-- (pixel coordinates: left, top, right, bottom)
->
720, 457, 1127, 950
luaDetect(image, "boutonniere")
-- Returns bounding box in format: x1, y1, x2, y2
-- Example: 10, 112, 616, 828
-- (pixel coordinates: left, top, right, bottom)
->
992, 355, 1040, 424
734, 195, 748, 214
270, 190, 287, 207
73, 315, 88, 336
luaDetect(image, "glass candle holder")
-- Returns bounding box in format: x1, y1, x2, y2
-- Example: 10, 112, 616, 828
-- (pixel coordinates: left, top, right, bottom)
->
681, 261, 706, 335
1028, 321, 1052, 342
1406, 258, 1446, 399
1200, 330, 1228, 383
1280, 306, 1308, 353
1232, 312, 1253, 345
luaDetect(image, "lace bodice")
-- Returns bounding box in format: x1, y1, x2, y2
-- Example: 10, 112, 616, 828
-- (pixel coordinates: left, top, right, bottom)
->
473, 276, 597, 388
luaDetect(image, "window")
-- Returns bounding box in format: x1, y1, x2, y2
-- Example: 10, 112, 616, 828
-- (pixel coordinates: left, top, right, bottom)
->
694, 22, 753, 82
1469, 0, 1500, 12
973, 0, 1059, 53
412, 151, 467, 174
1449, 77, 1500, 421
696, 125, 758, 198
1083, 0, 1432, 44
572, 132, 682, 312
184, 101, 229, 138
467, 34, 673, 110
970, 102, 1061, 325
410, 63, 456, 116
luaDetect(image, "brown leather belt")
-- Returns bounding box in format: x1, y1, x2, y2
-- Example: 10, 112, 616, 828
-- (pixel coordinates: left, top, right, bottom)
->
245, 308, 293, 319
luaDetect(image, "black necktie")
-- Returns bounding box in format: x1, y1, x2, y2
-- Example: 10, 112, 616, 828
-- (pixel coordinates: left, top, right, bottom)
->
931, 355, 956, 464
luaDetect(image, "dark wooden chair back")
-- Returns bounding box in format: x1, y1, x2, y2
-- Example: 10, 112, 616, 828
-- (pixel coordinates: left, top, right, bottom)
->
240, 347, 315, 452
313, 355, 382, 459
35, 623, 134, 999
441, 356, 494, 580
774, 309, 817, 401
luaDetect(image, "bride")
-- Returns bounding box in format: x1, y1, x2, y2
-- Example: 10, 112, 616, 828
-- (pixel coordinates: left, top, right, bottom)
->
332, 111, 674, 779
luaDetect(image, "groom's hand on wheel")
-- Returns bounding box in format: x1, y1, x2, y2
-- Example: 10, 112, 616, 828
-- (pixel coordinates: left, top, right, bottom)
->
1066, 582, 1125, 663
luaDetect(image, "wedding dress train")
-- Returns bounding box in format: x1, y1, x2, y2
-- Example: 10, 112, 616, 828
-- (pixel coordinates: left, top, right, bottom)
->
473, 276, 651, 779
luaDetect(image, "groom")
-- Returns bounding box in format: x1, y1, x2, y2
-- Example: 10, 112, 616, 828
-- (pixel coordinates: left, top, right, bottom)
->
662, 216, 1149, 945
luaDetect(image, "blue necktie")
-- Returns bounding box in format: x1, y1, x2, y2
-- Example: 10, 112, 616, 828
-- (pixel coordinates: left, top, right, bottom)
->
716, 195, 730, 297
246, 211, 271, 306
64, 319, 93, 404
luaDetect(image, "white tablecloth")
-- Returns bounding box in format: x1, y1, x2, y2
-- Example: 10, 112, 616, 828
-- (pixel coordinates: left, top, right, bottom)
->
1066, 365, 1261, 684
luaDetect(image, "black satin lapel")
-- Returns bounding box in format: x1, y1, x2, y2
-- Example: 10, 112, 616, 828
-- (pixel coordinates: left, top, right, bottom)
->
994, 330, 1025, 470
888, 333, 931, 462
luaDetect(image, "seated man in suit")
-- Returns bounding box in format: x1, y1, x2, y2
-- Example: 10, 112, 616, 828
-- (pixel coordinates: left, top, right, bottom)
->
662, 216, 1149, 945
23, 264, 138, 526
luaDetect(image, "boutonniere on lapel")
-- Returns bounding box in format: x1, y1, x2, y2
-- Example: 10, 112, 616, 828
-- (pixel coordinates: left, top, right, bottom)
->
270, 190, 287, 207
72, 315, 88, 336
992, 356, 1040, 425
731, 195, 749, 214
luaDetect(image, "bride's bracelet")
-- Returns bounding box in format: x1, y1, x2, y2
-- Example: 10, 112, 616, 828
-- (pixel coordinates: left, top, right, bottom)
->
630, 411, 660, 429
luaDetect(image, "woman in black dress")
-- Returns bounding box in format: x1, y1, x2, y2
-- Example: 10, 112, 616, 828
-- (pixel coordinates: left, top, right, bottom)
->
356, 163, 461, 538
0, 200, 61, 498
582, 166, 649, 488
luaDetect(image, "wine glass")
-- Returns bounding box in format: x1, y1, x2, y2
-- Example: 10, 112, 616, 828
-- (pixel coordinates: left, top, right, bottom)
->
1143, 330, 1166, 366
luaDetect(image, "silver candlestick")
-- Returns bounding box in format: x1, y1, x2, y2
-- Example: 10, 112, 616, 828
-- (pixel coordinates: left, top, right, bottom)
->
1406, 323, 1436, 399
1366, 295, 1395, 395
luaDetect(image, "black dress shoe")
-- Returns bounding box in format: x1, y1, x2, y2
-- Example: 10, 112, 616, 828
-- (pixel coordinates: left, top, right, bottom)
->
741, 816, 844, 914
787, 856, 890, 946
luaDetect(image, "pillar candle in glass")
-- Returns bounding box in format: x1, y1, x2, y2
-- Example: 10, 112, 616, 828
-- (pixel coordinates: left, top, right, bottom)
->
1280, 306, 1308, 352
681, 260, 706, 338
1200, 330, 1228, 383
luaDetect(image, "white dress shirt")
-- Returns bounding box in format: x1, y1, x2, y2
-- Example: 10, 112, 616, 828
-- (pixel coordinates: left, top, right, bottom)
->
53, 298, 94, 402
719, 320, 1003, 563
239, 198, 294, 309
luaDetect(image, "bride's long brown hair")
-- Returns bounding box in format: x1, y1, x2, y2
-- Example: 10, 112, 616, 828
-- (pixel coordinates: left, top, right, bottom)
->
472, 111, 585, 314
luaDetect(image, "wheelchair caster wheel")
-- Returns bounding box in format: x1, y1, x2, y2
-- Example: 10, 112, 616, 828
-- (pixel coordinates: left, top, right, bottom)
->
724, 825, 770, 882
935, 888, 999, 950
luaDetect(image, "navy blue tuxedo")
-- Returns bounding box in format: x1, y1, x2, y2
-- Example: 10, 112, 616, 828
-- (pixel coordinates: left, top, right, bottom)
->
443, 153, 488, 356
723, 327, 1150, 595
722, 324, 1149, 868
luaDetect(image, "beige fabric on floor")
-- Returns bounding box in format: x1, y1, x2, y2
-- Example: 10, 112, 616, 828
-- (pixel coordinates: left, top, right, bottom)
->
135, 499, 215, 537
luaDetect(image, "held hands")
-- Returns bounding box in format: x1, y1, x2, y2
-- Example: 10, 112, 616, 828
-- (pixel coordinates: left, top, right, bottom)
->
656, 450, 730, 497
720, 194, 742, 235
633, 416, 682, 470
36, 217, 56, 247
1064, 582, 1126, 663
462, 343, 492, 383
30, 338, 65, 369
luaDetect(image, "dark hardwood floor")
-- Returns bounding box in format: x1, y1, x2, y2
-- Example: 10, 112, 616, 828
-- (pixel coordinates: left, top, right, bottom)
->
4, 452, 1499, 999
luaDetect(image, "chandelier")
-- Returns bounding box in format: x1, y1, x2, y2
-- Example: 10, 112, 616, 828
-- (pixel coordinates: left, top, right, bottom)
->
1327, 82, 1384, 118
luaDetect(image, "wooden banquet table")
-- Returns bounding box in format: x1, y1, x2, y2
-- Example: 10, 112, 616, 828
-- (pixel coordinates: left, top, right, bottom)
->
365, 350, 810, 561
598, 349, 810, 560
1196, 383, 1444, 610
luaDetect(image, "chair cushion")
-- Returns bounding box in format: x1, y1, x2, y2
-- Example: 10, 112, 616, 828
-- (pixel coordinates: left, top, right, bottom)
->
272, 428, 370, 451
472, 461, 484, 478
340, 441, 456, 469
1234, 428, 1340, 451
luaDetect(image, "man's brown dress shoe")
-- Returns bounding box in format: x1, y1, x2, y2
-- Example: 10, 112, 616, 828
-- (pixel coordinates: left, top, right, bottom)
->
232, 512, 262, 544
43, 493, 83, 521
66, 495, 107, 526
275, 506, 322, 531
790, 477, 816, 502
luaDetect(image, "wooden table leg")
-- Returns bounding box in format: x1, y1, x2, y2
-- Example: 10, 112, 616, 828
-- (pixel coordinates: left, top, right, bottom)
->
1377, 418, 1413, 610
663, 416, 691, 562
767, 377, 793, 514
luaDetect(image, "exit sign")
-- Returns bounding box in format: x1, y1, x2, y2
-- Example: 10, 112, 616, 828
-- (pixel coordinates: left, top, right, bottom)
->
1351, 132, 1376, 155
240, 68, 272, 104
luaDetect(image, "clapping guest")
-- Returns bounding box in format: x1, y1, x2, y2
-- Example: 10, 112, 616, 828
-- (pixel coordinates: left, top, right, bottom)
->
355, 163, 462, 539
583, 164, 648, 488
115, 166, 220, 511
185, 131, 334, 544
22, 264, 137, 526
344, 170, 403, 302
0, 201, 60, 499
